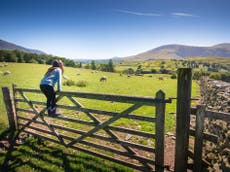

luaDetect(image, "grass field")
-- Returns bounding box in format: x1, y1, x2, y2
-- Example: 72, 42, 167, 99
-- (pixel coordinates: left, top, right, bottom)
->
0, 63, 198, 131
0, 62, 199, 171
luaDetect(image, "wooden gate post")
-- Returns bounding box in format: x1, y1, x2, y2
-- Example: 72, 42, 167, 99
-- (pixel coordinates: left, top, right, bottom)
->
174, 68, 192, 172
155, 90, 165, 172
2, 87, 17, 131
193, 104, 205, 172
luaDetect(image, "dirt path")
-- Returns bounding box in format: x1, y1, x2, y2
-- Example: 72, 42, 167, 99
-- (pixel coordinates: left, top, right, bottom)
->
164, 134, 176, 171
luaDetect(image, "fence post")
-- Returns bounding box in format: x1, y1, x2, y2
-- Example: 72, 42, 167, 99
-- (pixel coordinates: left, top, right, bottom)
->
174, 68, 192, 172
2, 87, 17, 131
155, 90, 165, 172
193, 105, 205, 172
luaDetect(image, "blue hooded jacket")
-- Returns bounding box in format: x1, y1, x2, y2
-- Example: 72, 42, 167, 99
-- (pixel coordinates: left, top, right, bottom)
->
40, 68, 62, 91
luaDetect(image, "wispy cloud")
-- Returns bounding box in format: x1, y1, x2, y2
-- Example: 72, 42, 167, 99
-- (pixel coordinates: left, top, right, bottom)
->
171, 12, 199, 17
115, 9, 161, 17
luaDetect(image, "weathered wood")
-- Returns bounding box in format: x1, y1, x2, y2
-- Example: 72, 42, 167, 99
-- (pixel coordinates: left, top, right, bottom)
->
18, 119, 155, 152
12, 84, 19, 130
15, 98, 46, 105
193, 105, 205, 172
190, 107, 230, 121
16, 101, 156, 122
19, 123, 53, 135
14, 86, 169, 171
107, 126, 155, 138
18, 114, 155, 138
2, 87, 17, 130
155, 90, 165, 172
205, 110, 230, 121
175, 68, 192, 172
190, 107, 197, 115
18, 90, 65, 145
79, 107, 156, 122
67, 96, 137, 155
23, 129, 151, 171
22, 126, 155, 164
67, 104, 142, 146
15, 87, 171, 104
187, 149, 210, 167
16, 108, 96, 126
189, 129, 218, 143
67, 96, 99, 123
78, 140, 154, 164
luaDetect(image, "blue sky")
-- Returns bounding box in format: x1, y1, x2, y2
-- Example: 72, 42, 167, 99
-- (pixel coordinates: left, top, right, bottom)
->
0, 0, 230, 59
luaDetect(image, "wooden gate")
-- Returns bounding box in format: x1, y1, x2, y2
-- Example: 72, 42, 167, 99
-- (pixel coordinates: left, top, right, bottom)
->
3, 85, 172, 172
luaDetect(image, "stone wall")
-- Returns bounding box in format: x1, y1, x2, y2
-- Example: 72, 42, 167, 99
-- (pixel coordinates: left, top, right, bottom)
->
199, 77, 230, 171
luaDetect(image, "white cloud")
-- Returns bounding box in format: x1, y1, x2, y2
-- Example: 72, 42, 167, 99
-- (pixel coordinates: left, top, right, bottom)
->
171, 12, 199, 17
115, 9, 161, 17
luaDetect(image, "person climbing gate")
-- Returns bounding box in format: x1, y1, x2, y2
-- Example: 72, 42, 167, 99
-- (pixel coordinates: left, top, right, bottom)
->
40, 60, 64, 116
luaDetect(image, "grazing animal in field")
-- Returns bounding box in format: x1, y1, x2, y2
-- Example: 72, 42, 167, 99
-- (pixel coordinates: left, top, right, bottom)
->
100, 76, 107, 82
3, 71, 11, 75
158, 77, 163, 80
63, 75, 69, 80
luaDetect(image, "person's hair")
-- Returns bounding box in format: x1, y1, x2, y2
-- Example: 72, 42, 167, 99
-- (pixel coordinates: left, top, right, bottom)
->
45, 60, 64, 76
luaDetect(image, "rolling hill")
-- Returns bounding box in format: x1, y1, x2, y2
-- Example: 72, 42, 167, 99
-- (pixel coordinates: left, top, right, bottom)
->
124, 43, 230, 61
0, 39, 45, 54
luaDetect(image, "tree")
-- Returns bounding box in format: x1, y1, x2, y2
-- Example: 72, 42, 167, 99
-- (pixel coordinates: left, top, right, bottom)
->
122, 68, 134, 75
135, 65, 142, 75
107, 59, 114, 72
84, 64, 90, 69
91, 60, 96, 70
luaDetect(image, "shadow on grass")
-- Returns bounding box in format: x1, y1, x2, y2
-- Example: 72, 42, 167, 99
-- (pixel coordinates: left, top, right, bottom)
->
0, 134, 133, 172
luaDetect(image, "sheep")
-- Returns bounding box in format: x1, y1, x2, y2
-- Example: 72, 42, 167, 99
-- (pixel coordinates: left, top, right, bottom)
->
77, 72, 81, 75
3, 71, 11, 75
63, 75, 69, 80
100, 76, 107, 82
158, 76, 164, 80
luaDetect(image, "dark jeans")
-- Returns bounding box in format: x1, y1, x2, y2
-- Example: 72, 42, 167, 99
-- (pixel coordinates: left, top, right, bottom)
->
40, 85, 56, 110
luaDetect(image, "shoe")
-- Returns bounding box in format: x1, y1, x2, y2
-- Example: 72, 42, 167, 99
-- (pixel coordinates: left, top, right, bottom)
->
49, 107, 61, 117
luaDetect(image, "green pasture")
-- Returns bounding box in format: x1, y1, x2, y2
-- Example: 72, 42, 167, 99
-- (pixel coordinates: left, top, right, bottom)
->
0, 62, 198, 132
0, 62, 199, 171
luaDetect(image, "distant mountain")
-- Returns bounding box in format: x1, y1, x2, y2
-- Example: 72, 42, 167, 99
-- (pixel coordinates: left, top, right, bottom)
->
124, 43, 230, 61
0, 39, 45, 54
75, 57, 123, 63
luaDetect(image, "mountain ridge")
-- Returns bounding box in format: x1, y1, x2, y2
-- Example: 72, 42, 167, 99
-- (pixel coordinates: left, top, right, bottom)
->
124, 43, 230, 61
0, 39, 45, 54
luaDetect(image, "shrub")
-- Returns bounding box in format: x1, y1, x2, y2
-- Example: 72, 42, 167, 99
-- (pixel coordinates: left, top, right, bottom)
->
122, 68, 134, 75
209, 73, 221, 80
159, 68, 170, 74
171, 73, 177, 79
76, 80, 88, 87
63, 79, 75, 86
193, 71, 209, 80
